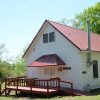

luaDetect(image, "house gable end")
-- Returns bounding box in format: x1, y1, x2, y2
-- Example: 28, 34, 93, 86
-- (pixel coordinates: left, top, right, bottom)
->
23, 20, 81, 58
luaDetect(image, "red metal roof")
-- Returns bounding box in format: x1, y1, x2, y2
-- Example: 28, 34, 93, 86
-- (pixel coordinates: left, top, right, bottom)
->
48, 20, 100, 52
28, 54, 65, 67
23, 20, 100, 57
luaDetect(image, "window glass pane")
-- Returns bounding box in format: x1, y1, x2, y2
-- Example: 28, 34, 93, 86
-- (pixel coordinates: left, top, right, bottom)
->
93, 61, 98, 78
43, 34, 48, 43
49, 32, 55, 42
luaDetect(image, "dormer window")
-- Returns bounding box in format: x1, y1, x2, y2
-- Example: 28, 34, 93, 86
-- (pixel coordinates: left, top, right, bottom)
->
43, 32, 55, 43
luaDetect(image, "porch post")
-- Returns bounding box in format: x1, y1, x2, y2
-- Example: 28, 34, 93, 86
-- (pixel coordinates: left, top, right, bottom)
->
5, 79, 7, 96
16, 78, 18, 95
47, 80, 49, 97
71, 83, 74, 95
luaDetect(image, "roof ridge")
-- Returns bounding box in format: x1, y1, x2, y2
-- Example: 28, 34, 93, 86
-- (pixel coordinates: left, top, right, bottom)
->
46, 19, 96, 34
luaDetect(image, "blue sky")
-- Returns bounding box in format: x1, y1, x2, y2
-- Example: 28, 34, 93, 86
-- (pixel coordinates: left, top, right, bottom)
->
0, 0, 99, 58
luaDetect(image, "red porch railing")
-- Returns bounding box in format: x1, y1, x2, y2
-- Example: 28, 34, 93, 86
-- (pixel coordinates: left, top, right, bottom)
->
1, 77, 74, 97
60, 80, 73, 95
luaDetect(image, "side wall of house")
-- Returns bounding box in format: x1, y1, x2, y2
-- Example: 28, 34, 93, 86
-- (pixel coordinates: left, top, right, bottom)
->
81, 52, 100, 90
25, 23, 84, 90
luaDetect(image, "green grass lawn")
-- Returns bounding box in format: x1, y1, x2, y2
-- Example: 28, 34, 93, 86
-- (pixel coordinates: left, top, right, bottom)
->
0, 88, 100, 100
0, 95, 100, 100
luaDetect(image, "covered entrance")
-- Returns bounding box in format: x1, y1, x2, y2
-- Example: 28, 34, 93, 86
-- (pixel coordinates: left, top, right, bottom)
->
28, 54, 66, 78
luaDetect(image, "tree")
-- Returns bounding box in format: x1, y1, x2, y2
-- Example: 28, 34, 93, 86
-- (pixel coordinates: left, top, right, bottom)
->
0, 43, 12, 80
0, 43, 7, 60
0, 43, 27, 79
12, 58, 26, 77
60, 18, 74, 26
73, 2, 100, 34
0, 61, 12, 80
11, 44, 28, 77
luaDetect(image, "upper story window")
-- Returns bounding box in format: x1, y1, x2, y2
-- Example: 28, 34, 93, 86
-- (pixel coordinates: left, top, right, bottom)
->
49, 32, 55, 42
43, 33, 48, 43
43, 32, 55, 43
93, 60, 99, 78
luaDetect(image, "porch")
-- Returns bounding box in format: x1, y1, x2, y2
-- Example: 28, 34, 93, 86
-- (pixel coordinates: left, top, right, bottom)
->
0, 77, 86, 97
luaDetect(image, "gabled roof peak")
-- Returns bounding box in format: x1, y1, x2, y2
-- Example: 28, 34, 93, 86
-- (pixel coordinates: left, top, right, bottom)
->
23, 20, 100, 57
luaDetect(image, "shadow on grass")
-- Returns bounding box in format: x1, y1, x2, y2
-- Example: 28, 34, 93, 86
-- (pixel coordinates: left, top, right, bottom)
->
1, 92, 69, 99
89, 88, 100, 96
18, 92, 69, 99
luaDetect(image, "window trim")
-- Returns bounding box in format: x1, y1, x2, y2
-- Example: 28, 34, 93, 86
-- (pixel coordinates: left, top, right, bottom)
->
43, 32, 55, 43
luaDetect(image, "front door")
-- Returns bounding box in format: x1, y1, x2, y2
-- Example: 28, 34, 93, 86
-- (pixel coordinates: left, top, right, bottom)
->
44, 67, 58, 79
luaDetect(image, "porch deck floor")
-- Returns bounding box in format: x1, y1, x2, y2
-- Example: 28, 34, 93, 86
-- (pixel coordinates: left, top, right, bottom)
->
6, 86, 87, 96
7, 86, 58, 93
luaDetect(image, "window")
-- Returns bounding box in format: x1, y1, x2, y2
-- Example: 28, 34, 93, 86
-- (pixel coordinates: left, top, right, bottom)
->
43, 33, 48, 43
93, 61, 98, 78
49, 32, 55, 42
43, 32, 55, 43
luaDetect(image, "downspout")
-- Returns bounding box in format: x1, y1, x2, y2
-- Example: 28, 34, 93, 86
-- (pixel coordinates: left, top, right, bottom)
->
86, 19, 92, 66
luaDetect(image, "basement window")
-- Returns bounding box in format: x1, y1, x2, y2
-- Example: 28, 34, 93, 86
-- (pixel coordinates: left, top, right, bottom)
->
93, 60, 98, 78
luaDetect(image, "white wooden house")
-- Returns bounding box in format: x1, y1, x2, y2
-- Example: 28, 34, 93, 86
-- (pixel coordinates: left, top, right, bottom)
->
23, 20, 100, 91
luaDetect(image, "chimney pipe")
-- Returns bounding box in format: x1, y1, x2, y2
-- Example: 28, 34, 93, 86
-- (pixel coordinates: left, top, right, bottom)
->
87, 19, 91, 51
86, 19, 92, 65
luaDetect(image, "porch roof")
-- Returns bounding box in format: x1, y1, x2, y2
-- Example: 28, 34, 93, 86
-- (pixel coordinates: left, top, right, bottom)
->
28, 54, 66, 67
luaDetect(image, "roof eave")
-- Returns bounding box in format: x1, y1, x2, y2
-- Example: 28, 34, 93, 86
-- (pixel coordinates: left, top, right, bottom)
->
81, 50, 100, 53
